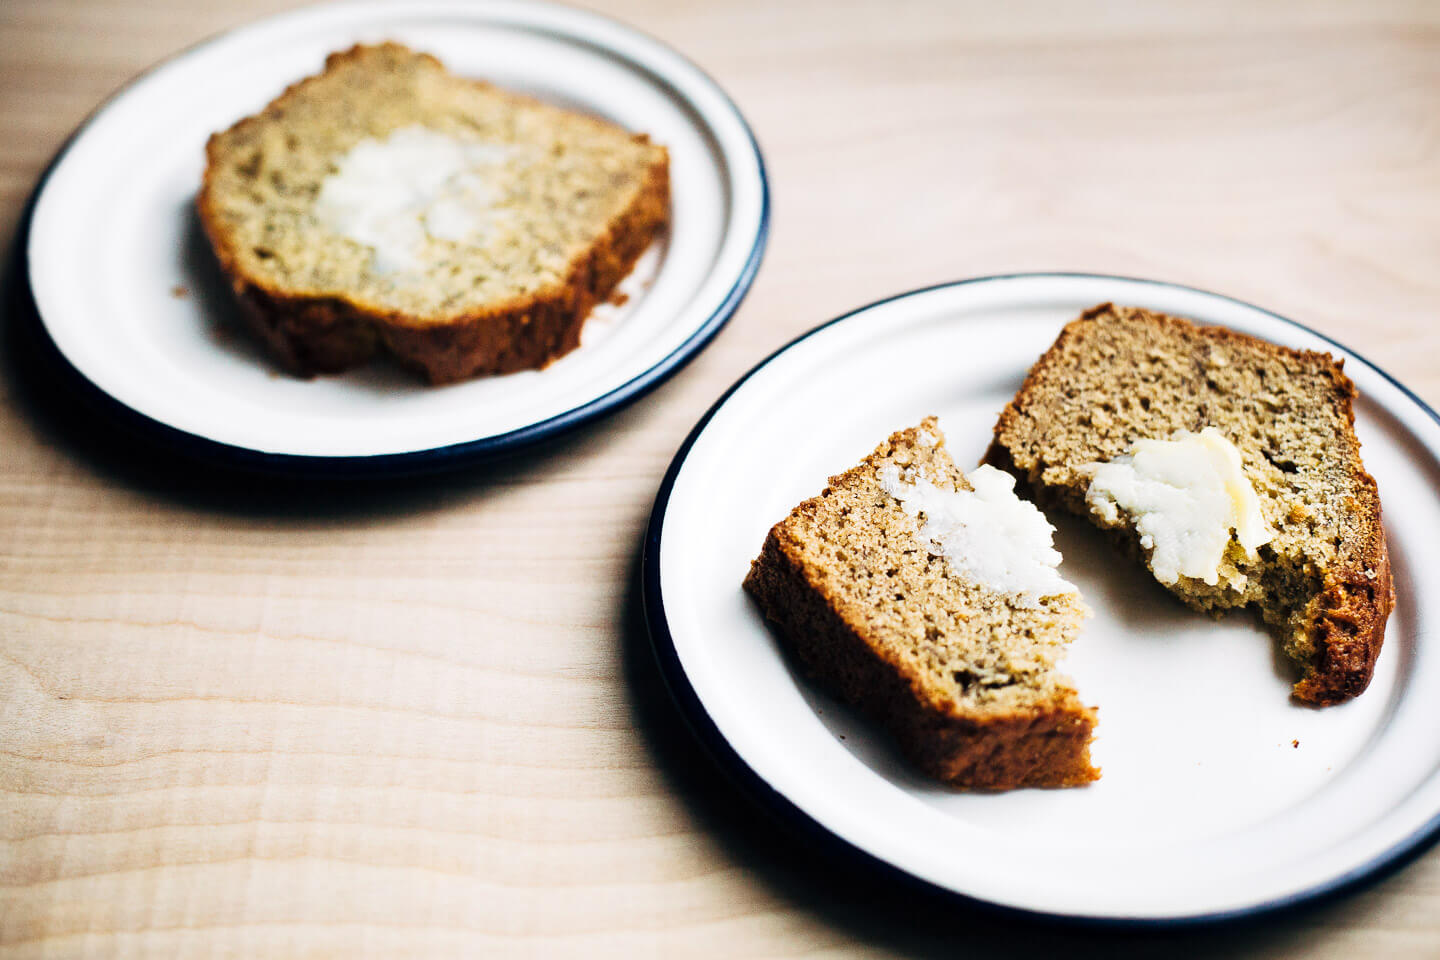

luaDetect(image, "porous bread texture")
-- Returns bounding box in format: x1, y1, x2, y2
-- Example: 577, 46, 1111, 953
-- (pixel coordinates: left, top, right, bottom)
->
987, 304, 1392, 705
743, 418, 1098, 791
198, 43, 670, 383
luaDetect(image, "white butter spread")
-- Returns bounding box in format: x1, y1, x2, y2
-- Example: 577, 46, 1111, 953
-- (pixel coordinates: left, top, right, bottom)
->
313, 125, 513, 274
1082, 427, 1274, 587
878, 463, 1076, 607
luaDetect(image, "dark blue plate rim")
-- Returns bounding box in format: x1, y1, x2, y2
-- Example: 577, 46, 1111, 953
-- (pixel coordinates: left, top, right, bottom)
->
641, 272, 1440, 928
18, 0, 770, 477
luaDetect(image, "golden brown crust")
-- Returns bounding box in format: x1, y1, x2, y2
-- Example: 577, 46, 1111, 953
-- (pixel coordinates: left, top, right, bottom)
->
743, 423, 1099, 791
195, 44, 671, 384
1293, 501, 1393, 705
987, 303, 1392, 705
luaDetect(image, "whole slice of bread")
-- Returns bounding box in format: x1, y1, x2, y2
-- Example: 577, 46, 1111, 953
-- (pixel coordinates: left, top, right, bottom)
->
987, 304, 1392, 705
198, 43, 669, 383
743, 418, 1098, 790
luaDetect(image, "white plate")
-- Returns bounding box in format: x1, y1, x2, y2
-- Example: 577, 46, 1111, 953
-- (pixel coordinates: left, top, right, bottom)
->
25, 0, 767, 470
643, 274, 1440, 923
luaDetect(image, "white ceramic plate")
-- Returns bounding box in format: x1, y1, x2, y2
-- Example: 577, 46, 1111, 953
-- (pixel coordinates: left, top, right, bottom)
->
25, 0, 766, 470
643, 274, 1440, 923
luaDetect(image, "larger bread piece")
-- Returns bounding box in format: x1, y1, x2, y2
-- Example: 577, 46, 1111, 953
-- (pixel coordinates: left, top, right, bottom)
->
743, 418, 1098, 790
198, 43, 669, 383
987, 304, 1392, 705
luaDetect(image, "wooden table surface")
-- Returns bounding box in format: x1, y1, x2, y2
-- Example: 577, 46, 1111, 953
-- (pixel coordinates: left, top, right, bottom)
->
3, 0, 1439, 956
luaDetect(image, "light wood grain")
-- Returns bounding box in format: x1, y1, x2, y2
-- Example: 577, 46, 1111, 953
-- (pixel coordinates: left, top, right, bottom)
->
3, 0, 1439, 956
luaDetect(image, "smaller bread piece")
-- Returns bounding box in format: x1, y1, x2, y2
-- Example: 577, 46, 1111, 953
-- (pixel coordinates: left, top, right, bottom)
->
198, 43, 669, 383
986, 304, 1393, 706
743, 418, 1098, 790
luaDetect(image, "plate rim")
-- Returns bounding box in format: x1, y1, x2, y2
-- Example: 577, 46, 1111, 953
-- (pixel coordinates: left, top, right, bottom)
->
640, 271, 1440, 926
19, 0, 770, 475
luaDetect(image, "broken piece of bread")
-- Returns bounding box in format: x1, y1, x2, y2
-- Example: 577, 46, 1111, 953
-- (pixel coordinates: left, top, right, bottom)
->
744, 418, 1097, 790
987, 303, 1392, 705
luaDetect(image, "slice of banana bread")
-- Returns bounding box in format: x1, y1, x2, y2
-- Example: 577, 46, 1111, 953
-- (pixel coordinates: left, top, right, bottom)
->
198, 43, 669, 383
743, 418, 1098, 790
986, 304, 1392, 705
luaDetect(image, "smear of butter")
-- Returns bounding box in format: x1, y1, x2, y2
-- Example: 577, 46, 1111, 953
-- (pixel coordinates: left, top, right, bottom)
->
878, 463, 1077, 608
1082, 427, 1274, 587
313, 125, 514, 274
